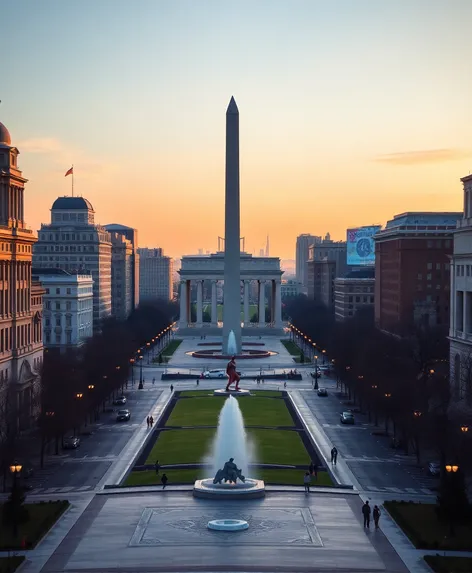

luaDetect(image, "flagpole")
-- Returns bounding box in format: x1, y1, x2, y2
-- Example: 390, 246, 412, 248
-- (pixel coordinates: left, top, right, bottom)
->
72, 164, 74, 197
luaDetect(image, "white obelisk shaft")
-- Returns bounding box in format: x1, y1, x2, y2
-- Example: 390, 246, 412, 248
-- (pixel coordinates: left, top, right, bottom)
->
223, 97, 241, 354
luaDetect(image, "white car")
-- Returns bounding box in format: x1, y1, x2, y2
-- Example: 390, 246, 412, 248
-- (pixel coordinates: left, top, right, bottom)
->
203, 369, 227, 379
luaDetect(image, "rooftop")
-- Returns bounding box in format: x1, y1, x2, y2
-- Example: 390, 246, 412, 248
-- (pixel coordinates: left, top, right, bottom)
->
0, 121, 12, 146
51, 196, 94, 211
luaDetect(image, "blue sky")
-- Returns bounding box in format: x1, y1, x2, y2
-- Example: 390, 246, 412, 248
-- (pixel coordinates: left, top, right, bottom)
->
2, 0, 471, 258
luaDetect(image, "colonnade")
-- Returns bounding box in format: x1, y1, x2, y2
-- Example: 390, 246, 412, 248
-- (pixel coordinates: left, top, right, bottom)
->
179, 278, 282, 328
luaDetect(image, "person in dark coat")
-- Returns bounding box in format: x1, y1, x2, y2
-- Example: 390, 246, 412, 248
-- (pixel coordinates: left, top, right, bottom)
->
161, 473, 168, 489
373, 505, 381, 529
362, 501, 371, 528
331, 446, 338, 465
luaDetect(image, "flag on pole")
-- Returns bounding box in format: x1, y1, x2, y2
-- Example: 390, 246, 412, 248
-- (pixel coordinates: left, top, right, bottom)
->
65, 167, 73, 177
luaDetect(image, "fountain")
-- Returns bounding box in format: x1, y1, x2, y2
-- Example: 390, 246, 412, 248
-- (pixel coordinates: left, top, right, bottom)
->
193, 396, 265, 499
227, 329, 237, 356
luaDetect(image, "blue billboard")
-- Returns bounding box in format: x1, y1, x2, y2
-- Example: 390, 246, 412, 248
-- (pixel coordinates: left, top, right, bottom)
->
346, 226, 381, 266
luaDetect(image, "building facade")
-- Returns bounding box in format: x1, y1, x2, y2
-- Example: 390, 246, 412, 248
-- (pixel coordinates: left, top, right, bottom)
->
295, 234, 321, 291
0, 120, 44, 430
32, 269, 93, 350
375, 212, 461, 335
334, 269, 375, 321
449, 175, 472, 404
104, 224, 139, 313
179, 252, 283, 328
108, 232, 134, 320
138, 248, 173, 302
306, 259, 336, 308
281, 279, 300, 299
33, 197, 112, 329
308, 233, 348, 278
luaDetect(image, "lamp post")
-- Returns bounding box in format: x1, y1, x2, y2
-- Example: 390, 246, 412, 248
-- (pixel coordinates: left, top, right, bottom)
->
138, 356, 144, 389
130, 358, 135, 386
147, 342, 151, 364
322, 349, 326, 364
9, 463, 23, 541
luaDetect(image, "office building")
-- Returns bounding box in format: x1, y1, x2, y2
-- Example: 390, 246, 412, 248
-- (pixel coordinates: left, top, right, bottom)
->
104, 224, 139, 313
308, 233, 348, 278
334, 268, 375, 321
33, 269, 93, 350
108, 232, 134, 320
281, 279, 300, 299
0, 120, 44, 430
33, 197, 112, 329
307, 259, 336, 308
296, 234, 321, 291
375, 211, 461, 335
138, 248, 173, 301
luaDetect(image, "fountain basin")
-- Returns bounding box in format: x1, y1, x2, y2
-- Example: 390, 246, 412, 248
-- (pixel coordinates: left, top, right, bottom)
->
213, 389, 251, 397
208, 519, 249, 531
194, 478, 265, 499
186, 349, 276, 359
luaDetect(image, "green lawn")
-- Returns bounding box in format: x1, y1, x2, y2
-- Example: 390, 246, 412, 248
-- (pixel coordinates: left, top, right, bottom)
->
178, 390, 282, 398
424, 555, 472, 572
166, 396, 294, 427
125, 467, 333, 487
201, 304, 259, 323
385, 501, 472, 550
145, 427, 307, 466
281, 340, 301, 356
0, 501, 69, 550
247, 429, 309, 465
145, 429, 214, 465
0, 557, 24, 572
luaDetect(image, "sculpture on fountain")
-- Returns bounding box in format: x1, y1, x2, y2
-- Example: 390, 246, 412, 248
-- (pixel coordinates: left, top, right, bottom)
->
225, 355, 241, 391
213, 458, 246, 485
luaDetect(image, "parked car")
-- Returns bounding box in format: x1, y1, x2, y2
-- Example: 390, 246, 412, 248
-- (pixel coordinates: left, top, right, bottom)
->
113, 396, 127, 405
340, 411, 355, 425
203, 369, 242, 379
317, 388, 328, 397
116, 409, 131, 422
63, 436, 81, 449
427, 461, 441, 477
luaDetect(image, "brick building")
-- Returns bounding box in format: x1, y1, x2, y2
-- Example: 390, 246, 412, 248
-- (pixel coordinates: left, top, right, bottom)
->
375, 212, 461, 335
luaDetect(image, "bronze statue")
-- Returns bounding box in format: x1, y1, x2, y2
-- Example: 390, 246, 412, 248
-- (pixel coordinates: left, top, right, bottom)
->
213, 457, 245, 485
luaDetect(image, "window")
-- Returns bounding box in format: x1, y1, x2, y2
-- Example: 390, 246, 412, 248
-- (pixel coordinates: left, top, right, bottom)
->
66, 288, 71, 295
55, 316, 61, 327
457, 265, 460, 276
427, 263, 433, 270
66, 316, 72, 327
56, 288, 60, 294
66, 332, 72, 345
427, 274, 432, 280
66, 301, 71, 311
436, 263, 441, 270
355, 296, 360, 303
55, 302, 60, 310
348, 296, 353, 303
467, 266, 471, 277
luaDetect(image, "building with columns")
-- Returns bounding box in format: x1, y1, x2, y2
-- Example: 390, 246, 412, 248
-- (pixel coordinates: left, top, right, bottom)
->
178, 252, 283, 329
0, 120, 44, 430
450, 174, 472, 405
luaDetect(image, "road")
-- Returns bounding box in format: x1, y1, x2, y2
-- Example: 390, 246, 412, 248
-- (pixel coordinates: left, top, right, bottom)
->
298, 374, 438, 498
22, 387, 163, 495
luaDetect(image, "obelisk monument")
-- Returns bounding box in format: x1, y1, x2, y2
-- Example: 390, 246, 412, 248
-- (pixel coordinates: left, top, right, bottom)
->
223, 96, 241, 354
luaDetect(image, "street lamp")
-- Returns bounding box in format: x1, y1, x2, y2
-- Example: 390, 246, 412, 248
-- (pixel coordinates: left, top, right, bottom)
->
445, 464, 459, 473
9, 463, 22, 475
322, 349, 326, 364
138, 355, 144, 389
88, 385, 94, 390
413, 410, 422, 418
371, 384, 378, 389
45, 411, 55, 417
130, 358, 135, 386
76, 393, 83, 399
461, 425, 469, 433
384, 393, 392, 398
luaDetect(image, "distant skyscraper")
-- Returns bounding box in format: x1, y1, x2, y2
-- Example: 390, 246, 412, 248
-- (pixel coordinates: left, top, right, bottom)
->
265, 235, 270, 257
259, 248, 265, 257
33, 197, 112, 329
138, 248, 173, 301
296, 234, 321, 290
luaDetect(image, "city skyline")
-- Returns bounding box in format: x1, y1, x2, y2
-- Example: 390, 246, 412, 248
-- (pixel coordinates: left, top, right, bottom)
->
2, 0, 471, 259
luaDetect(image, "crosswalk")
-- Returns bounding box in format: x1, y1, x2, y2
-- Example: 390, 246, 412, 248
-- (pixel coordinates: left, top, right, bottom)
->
96, 423, 141, 430
343, 454, 416, 463
27, 485, 95, 495
363, 485, 433, 495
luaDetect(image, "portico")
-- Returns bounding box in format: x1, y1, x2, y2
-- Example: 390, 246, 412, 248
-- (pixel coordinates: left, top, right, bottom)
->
178, 252, 283, 329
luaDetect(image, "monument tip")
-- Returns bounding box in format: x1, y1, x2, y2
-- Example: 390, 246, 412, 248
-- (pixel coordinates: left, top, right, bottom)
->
227, 96, 239, 115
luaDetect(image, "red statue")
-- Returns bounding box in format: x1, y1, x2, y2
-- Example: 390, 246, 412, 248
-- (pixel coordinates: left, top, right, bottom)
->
225, 356, 240, 391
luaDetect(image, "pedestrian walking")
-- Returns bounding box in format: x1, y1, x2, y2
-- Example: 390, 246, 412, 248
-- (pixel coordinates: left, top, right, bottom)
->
146, 416, 150, 428
331, 446, 338, 465
170, 384, 174, 392
196, 379, 199, 386
303, 471, 311, 494
284, 381, 287, 388
152, 377, 155, 385
161, 473, 168, 489
155, 460, 160, 475
362, 501, 371, 528
150, 416, 154, 427
373, 505, 381, 529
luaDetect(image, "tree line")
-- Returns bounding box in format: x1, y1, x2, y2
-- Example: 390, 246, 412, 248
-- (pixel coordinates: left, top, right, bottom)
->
0, 299, 177, 486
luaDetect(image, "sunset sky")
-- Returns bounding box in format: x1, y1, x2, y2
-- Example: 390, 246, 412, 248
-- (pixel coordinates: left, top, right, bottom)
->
2, 0, 471, 260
